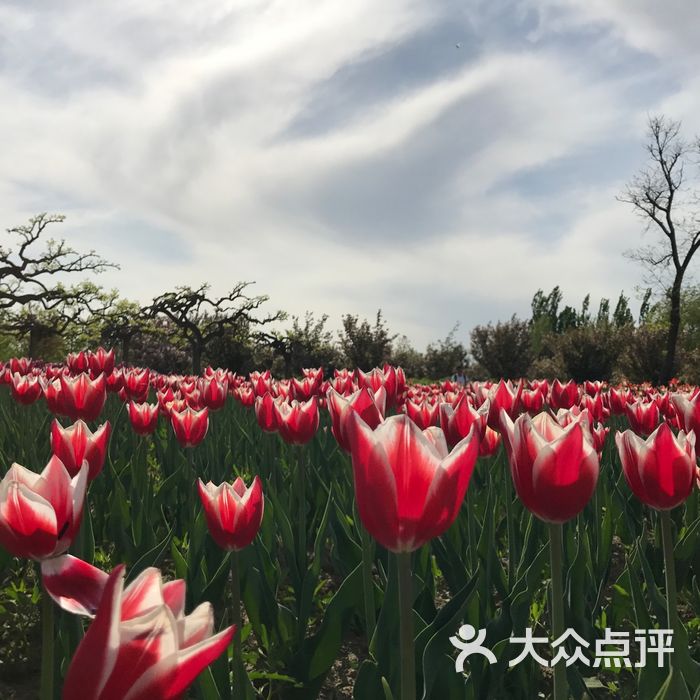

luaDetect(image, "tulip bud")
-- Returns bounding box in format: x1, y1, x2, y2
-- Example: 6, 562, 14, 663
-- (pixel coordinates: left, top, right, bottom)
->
0, 456, 88, 560
501, 410, 599, 523
198, 476, 264, 551
343, 412, 479, 552
616, 423, 696, 510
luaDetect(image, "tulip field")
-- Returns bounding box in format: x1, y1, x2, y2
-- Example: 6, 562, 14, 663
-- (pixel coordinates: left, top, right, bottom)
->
2, 352, 700, 700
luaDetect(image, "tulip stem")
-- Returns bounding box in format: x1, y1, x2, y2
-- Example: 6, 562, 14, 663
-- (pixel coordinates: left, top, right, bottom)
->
40, 574, 54, 700
231, 550, 244, 698
297, 452, 306, 577
659, 510, 679, 670
357, 501, 376, 642
548, 522, 567, 700
504, 455, 516, 585
396, 552, 415, 700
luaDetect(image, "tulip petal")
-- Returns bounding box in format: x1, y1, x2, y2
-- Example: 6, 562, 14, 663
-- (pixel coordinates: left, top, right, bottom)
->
62, 564, 126, 699
121, 568, 165, 620
163, 580, 186, 619
177, 602, 214, 648
417, 426, 479, 546
343, 410, 400, 551
532, 424, 599, 522
640, 423, 695, 510
41, 554, 109, 616
616, 430, 652, 505
124, 625, 235, 700
102, 604, 178, 699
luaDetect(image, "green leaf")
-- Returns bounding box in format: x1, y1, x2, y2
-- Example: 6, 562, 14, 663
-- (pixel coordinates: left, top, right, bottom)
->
125, 524, 174, 583
417, 572, 478, 700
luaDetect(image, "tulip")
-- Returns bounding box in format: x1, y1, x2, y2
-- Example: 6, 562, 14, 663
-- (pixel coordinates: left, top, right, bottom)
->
608, 386, 631, 414
479, 426, 501, 457
273, 397, 319, 585
394, 365, 407, 400
343, 411, 479, 554
123, 368, 151, 402
254, 392, 280, 433
500, 410, 599, 523
170, 406, 209, 448
670, 392, 700, 436
1, 454, 87, 700
615, 422, 696, 694
584, 380, 603, 396
163, 398, 188, 416
66, 351, 90, 375
501, 409, 599, 700
326, 385, 386, 640
404, 398, 440, 430
655, 392, 674, 420
42, 376, 66, 414
10, 372, 43, 405
180, 378, 197, 394
197, 476, 264, 552
579, 392, 609, 424
56, 561, 234, 699
615, 423, 695, 511
250, 372, 272, 396
10, 356, 32, 375
482, 379, 521, 430
233, 386, 255, 407
200, 378, 228, 410
59, 373, 107, 422
625, 398, 660, 436
327, 387, 385, 451
532, 378, 549, 396
128, 402, 160, 435
198, 476, 264, 695
106, 368, 125, 393
291, 372, 323, 401
343, 411, 479, 700
591, 422, 609, 456
439, 395, 488, 449
183, 389, 204, 410
41, 553, 109, 617
357, 366, 400, 408
50, 419, 111, 481
275, 397, 319, 445
520, 387, 545, 414
0, 456, 88, 560
330, 375, 356, 395
549, 379, 579, 410
157, 387, 179, 414
274, 380, 291, 401
88, 347, 115, 377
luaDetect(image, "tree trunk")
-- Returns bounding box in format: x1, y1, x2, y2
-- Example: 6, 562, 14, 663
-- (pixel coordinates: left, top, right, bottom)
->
663, 274, 683, 384
191, 343, 202, 376
122, 336, 131, 365
28, 327, 38, 359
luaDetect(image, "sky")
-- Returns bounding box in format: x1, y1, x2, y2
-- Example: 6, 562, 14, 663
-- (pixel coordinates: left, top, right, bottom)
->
1, 0, 699, 349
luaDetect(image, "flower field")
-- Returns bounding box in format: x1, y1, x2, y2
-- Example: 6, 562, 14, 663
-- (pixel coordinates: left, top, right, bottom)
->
2, 351, 700, 699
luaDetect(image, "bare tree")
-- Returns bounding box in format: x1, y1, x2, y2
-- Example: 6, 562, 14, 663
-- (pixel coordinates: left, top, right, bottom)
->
619, 116, 700, 382
146, 282, 284, 374
0, 213, 116, 311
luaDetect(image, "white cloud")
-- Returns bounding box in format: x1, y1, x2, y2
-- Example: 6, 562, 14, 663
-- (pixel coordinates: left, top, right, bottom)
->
0, 0, 694, 348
